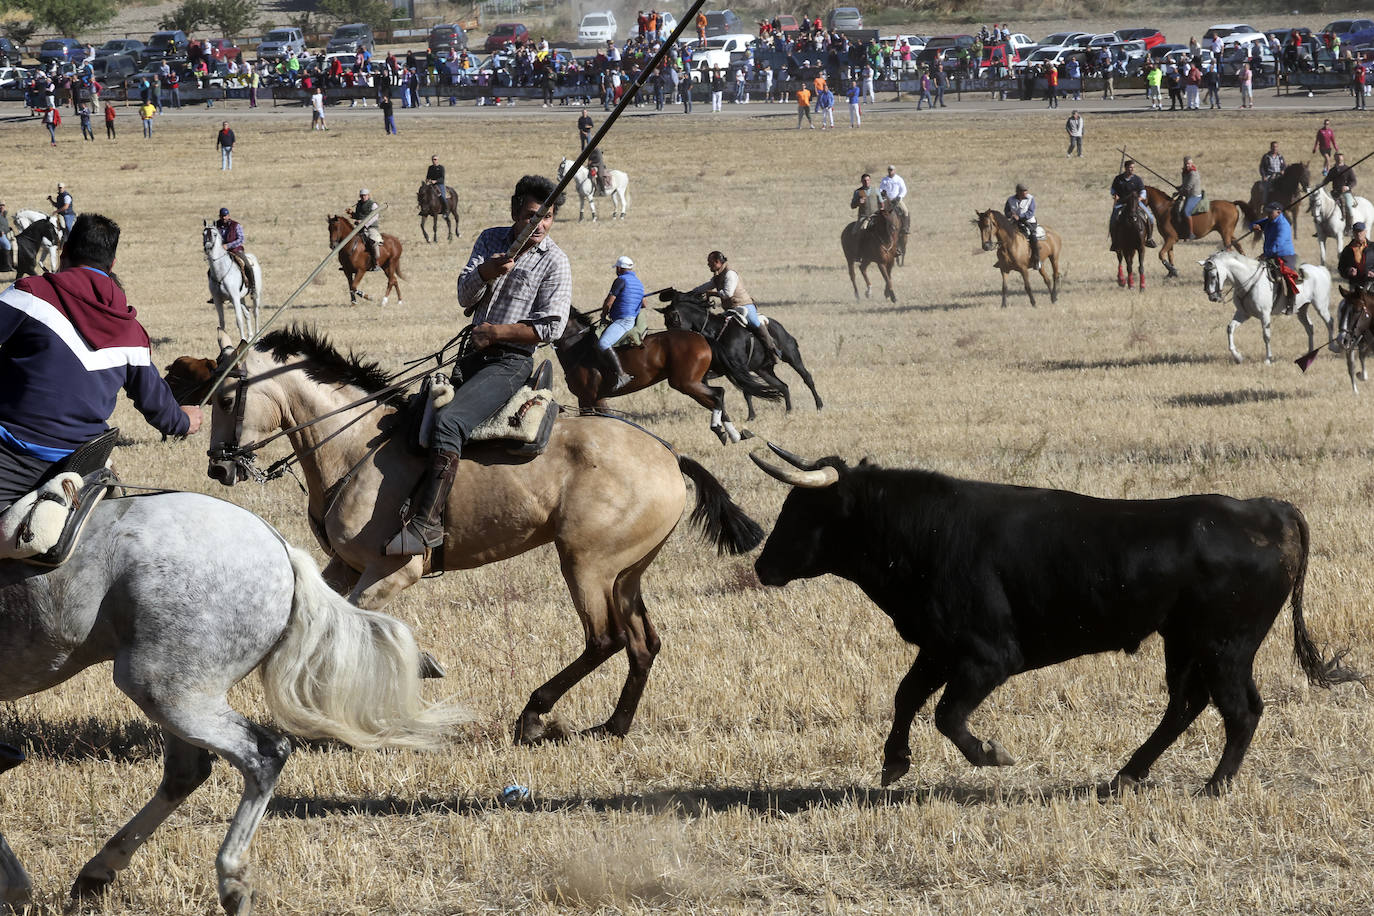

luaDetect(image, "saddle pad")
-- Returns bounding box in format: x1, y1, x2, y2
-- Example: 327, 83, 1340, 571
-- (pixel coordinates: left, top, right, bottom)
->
417, 368, 559, 458
600, 310, 650, 348
0, 469, 116, 565
1033, 225, 1047, 240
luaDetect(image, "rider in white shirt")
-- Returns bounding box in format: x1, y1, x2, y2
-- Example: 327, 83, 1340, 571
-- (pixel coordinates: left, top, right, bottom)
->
878, 164, 909, 232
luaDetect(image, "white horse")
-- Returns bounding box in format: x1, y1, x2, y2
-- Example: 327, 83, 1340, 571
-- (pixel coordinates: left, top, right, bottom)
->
1309, 185, 1374, 266
0, 492, 464, 915
558, 157, 630, 221
12, 209, 61, 272
203, 223, 262, 341
1200, 250, 1334, 364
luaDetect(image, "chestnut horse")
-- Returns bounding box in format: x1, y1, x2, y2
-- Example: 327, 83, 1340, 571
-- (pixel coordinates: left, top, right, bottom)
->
327, 214, 404, 307
841, 208, 902, 302
975, 209, 1062, 307
554, 309, 778, 444
1145, 185, 1253, 278
1109, 195, 1148, 291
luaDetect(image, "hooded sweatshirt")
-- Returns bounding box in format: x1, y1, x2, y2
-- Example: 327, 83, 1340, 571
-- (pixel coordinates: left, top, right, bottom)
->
0, 266, 188, 453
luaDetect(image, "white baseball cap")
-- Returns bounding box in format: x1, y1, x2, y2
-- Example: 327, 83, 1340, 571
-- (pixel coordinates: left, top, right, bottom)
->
615, 255, 634, 269
359, 188, 370, 195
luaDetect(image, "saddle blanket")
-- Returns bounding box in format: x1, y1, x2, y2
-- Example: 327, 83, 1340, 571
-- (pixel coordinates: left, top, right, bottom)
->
417, 367, 558, 458
1, 473, 90, 561
599, 310, 650, 348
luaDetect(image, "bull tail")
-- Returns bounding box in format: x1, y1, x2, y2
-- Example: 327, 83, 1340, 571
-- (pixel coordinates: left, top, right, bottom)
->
1289, 508, 1365, 688
678, 455, 764, 555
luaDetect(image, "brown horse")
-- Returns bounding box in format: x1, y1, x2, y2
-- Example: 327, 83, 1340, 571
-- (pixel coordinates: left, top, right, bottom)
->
975, 208, 1061, 307
416, 182, 459, 243
1249, 161, 1311, 227
1145, 185, 1253, 278
840, 208, 902, 302
554, 310, 779, 444
327, 214, 404, 307
1109, 195, 1148, 291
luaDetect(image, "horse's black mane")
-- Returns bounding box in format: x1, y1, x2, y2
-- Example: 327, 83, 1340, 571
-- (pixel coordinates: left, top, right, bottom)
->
256, 325, 395, 396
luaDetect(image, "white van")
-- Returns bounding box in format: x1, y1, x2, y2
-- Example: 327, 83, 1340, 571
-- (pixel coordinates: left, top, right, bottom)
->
578, 11, 617, 45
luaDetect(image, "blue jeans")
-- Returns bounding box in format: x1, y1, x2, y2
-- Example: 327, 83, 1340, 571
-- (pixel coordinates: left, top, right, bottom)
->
730, 303, 761, 327
0, 235, 11, 251
61, 213, 74, 235
1183, 195, 1201, 217
221, 146, 233, 169
598, 315, 637, 349
143, 118, 153, 137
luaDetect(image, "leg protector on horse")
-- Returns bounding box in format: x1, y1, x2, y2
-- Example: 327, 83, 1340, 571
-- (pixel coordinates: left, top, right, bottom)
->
597, 346, 634, 393
385, 448, 459, 556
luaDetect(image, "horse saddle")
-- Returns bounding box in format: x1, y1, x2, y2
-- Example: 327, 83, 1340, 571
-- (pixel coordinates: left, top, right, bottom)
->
409, 361, 558, 459
1021, 224, 1046, 240
0, 428, 120, 567
599, 310, 650, 348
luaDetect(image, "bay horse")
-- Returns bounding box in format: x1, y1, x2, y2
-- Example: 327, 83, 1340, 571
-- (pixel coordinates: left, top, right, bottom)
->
416, 181, 459, 242
1336, 285, 1374, 393
555, 309, 776, 444
1108, 195, 1148, 292
975, 208, 1062, 307
840, 208, 901, 302
1145, 185, 1251, 278
327, 214, 404, 307
1249, 161, 1311, 226
1200, 250, 1333, 363
657, 290, 823, 421
206, 325, 764, 743
0, 493, 465, 914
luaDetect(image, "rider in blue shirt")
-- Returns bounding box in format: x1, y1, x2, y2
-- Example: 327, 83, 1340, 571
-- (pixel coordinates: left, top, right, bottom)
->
1251, 200, 1298, 311
595, 255, 643, 392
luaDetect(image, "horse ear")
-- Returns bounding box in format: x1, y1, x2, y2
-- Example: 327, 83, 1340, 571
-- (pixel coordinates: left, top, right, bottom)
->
1340, 285, 1353, 299
1197, 259, 1208, 266
216, 328, 234, 351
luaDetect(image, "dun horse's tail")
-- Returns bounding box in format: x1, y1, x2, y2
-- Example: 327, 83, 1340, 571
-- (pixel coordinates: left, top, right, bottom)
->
678, 456, 765, 555
1287, 508, 1364, 689
258, 547, 470, 750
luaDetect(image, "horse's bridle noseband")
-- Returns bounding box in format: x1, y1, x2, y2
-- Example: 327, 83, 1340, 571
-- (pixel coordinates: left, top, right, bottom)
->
206, 357, 257, 485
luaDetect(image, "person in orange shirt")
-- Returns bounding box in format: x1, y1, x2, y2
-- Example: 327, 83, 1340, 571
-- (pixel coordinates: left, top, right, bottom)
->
812, 72, 827, 111
795, 86, 813, 128
696, 11, 707, 41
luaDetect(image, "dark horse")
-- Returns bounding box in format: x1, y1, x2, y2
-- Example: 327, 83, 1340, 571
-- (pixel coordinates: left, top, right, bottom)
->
417, 182, 460, 243
840, 207, 902, 302
555, 309, 778, 444
327, 214, 404, 307
1249, 161, 1311, 227
14, 219, 58, 279
1110, 195, 1148, 291
656, 290, 823, 421
975, 209, 1062, 307
1145, 185, 1253, 279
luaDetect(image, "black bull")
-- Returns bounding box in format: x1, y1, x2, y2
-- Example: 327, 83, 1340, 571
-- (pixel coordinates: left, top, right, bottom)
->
751, 448, 1362, 795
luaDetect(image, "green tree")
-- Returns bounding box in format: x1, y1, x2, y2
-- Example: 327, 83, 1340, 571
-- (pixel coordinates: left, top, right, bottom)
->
318, 0, 392, 29
209, 0, 257, 38
158, 0, 213, 32
21, 0, 115, 36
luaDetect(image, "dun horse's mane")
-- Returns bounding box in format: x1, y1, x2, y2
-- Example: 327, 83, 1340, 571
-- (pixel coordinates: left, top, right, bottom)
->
256, 325, 396, 397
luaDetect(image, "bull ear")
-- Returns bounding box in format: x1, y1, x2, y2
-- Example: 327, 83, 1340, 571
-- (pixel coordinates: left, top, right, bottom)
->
750, 448, 839, 489
657, 288, 677, 301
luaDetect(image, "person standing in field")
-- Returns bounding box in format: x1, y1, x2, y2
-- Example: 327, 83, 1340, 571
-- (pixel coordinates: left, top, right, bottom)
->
1314, 118, 1338, 175
139, 100, 155, 138
818, 85, 834, 128
795, 84, 813, 128
103, 100, 115, 139
77, 103, 93, 141
311, 87, 327, 130
41, 105, 57, 146
846, 80, 861, 127
381, 93, 396, 134
1238, 61, 1253, 109
577, 108, 593, 148
216, 121, 235, 170
1064, 109, 1083, 157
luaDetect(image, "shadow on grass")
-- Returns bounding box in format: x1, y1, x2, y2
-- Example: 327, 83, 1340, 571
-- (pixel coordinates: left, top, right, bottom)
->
1038, 353, 1215, 372
852, 300, 982, 315
1164, 388, 1309, 408
0, 713, 165, 764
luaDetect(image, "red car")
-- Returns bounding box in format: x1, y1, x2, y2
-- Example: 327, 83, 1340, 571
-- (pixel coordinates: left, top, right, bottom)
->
201, 37, 242, 60
775, 14, 800, 35
484, 22, 528, 52
1115, 27, 1166, 49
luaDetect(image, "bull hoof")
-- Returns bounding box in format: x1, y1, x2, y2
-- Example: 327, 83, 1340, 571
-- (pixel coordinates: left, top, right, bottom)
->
880, 756, 911, 787
70, 866, 115, 900
981, 740, 1015, 767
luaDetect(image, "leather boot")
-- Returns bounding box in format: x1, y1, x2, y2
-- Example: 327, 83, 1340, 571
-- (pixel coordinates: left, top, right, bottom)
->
1029, 235, 1041, 270
598, 345, 633, 393
384, 449, 459, 556
366, 240, 380, 271
1144, 218, 1157, 248
752, 320, 782, 361
0, 247, 11, 273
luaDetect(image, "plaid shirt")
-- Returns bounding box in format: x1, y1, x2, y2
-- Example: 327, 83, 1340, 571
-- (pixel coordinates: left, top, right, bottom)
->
457, 225, 571, 350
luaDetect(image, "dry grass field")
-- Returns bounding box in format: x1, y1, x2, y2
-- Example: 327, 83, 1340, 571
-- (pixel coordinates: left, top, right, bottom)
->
6, 78, 1374, 915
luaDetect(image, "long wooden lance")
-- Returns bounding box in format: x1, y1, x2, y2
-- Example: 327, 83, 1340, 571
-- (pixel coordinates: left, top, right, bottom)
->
1114, 148, 1178, 190
465, 0, 710, 315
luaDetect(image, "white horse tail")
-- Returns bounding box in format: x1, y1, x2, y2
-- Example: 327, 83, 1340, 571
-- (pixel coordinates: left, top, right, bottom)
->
258, 547, 470, 750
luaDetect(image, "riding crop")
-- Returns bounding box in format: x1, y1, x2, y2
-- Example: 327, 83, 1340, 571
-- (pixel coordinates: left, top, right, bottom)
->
198, 203, 387, 406
466, 0, 710, 315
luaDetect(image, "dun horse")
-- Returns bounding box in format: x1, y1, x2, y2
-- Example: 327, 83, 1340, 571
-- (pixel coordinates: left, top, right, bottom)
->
417, 182, 460, 242
1144, 186, 1252, 278
555, 309, 776, 444
975, 209, 1062, 306
327, 214, 404, 307
1108, 196, 1148, 291
841, 208, 902, 302
207, 326, 764, 742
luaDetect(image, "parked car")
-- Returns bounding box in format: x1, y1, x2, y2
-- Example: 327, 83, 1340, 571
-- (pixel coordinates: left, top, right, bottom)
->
145, 30, 189, 60
0, 37, 19, 66
577, 11, 617, 45
1161, 47, 1216, 72
1115, 27, 1166, 49
774, 14, 799, 35
96, 38, 146, 64
326, 23, 374, 55
256, 27, 306, 60
1013, 45, 1073, 72
1264, 27, 1312, 47
1320, 18, 1374, 46
689, 32, 754, 75
90, 53, 137, 82
658, 11, 678, 35
915, 34, 974, 70
977, 41, 1020, 74
428, 25, 468, 54
1006, 33, 1037, 53
1149, 43, 1185, 63
1039, 31, 1091, 48
828, 7, 862, 31
483, 22, 529, 52
0, 65, 29, 87
37, 38, 83, 69
202, 38, 242, 61
1085, 32, 1122, 47
881, 34, 928, 52
702, 10, 743, 36
1203, 23, 1259, 41
1105, 40, 1149, 73
1219, 39, 1275, 75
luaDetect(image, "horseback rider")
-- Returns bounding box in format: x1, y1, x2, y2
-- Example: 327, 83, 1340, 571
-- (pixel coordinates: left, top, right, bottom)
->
424, 154, 448, 206
690, 250, 781, 361
878, 164, 909, 239
1340, 222, 1374, 293
1251, 200, 1299, 314
1110, 160, 1156, 247
48, 182, 74, 241
385, 174, 571, 557
347, 188, 383, 272
0, 213, 199, 512
850, 172, 881, 229
1259, 141, 1286, 202
1175, 156, 1203, 240
587, 146, 612, 194
1003, 182, 1040, 270
214, 206, 252, 291
594, 255, 643, 393
1325, 150, 1358, 231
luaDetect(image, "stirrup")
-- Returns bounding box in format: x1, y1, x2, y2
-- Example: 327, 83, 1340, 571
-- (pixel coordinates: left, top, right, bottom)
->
385, 515, 444, 556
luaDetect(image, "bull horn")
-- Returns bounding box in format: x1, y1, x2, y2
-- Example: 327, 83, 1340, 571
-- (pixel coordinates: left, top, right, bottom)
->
767, 441, 817, 470
750, 448, 839, 488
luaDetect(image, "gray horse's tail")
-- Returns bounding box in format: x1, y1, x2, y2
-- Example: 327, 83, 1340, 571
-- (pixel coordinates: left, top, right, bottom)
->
258, 547, 470, 749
